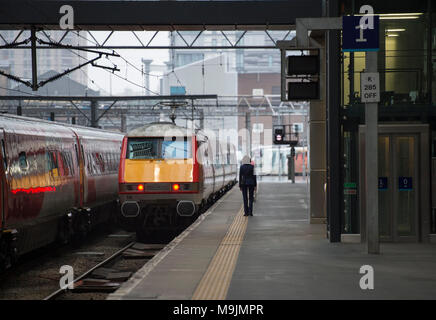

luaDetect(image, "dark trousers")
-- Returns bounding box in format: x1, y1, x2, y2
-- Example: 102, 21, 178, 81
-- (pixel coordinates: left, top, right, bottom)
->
241, 185, 255, 215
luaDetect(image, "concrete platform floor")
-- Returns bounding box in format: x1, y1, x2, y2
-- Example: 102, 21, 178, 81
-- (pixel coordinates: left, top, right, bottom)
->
110, 182, 436, 300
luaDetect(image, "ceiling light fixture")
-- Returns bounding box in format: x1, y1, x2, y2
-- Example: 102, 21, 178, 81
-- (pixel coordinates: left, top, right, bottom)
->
386, 28, 406, 32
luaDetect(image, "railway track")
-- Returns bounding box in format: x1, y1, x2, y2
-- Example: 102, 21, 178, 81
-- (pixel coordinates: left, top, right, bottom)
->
0, 226, 143, 300
45, 241, 167, 300
43, 242, 135, 300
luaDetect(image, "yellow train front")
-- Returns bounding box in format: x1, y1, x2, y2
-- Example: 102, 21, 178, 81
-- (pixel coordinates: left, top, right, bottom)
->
118, 122, 237, 240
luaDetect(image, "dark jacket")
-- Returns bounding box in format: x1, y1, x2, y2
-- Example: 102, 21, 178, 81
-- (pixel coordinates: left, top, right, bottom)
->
239, 164, 257, 188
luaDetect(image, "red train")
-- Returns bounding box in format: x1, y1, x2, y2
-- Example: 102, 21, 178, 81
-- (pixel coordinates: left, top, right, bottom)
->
0, 114, 124, 270
118, 122, 237, 240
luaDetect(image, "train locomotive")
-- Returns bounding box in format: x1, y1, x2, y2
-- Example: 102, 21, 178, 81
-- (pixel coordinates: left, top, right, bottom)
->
0, 114, 124, 270
118, 122, 237, 240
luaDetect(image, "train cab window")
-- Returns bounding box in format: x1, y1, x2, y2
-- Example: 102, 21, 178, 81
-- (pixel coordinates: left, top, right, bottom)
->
127, 138, 192, 160
127, 139, 159, 159
1, 140, 7, 170
162, 138, 191, 159
18, 152, 28, 170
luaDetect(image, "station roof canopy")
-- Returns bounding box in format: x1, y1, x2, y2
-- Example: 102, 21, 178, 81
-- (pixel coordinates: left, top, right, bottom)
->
0, 0, 324, 31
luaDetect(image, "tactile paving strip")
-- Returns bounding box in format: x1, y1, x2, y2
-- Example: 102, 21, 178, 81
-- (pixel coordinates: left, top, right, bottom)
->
192, 206, 247, 300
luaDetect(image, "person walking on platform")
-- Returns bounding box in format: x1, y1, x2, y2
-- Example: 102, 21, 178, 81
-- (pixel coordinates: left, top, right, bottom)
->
239, 155, 257, 216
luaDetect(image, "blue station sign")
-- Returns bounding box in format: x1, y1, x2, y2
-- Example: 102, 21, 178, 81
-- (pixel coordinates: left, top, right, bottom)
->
378, 177, 388, 190
398, 177, 413, 191
342, 15, 379, 52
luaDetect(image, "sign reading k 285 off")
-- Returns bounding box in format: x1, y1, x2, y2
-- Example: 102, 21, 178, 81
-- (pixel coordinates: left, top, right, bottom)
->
361, 73, 380, 103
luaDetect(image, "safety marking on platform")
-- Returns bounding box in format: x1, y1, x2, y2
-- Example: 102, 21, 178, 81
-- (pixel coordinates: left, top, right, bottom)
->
192, 206, 247, 300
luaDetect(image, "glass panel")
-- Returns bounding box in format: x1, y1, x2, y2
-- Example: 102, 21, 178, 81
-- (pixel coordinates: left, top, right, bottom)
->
18, 151, 28, 170
162, 140, 191, 159
127, 138, 191, 160
383, 17, 426, 105
127, 138, 159, 159
343, 131, 359, 234
395, 136, 416, 236
378, 136, 391, 238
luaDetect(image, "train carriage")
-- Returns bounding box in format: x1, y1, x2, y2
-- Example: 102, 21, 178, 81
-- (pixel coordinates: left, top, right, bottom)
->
0, 114, 124, 270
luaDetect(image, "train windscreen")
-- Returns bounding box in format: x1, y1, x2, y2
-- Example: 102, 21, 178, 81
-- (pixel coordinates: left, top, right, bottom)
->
127, 137, 192, 160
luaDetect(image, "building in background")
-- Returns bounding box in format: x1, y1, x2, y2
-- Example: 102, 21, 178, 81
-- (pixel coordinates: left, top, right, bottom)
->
0, 31, 88, 92
162, 55, 237, 96
12, 70, 99, 97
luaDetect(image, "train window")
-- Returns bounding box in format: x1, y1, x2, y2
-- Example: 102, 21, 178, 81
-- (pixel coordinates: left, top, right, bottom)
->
64, 152, 72, 176
46, 152, 54, 171
86, 153, 91, 173
127, 139, 159, 159
80, 144, 85, 163
1, 140, 7, 170
162, 138, 191, 159
110, 153, 115, 172
57, 151, 66, 176
74, 144, 79, 164
18, 152, 28, 170
61, 152, 69, 176
97, 153, 105, 173
46, 151, 59, 174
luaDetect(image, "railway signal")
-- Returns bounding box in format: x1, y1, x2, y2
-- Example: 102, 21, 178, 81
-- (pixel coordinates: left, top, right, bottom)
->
274, 127, 285, 144
273, 125, 299, 146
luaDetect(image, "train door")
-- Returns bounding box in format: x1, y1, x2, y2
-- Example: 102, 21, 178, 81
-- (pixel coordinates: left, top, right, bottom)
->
74, 138, 85, 207
208, 140, 216, 193
0, 129, 6, 231
359, 124, 430, 242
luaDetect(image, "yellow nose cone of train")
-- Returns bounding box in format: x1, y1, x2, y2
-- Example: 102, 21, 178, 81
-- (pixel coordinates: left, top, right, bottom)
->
124, 159, 194, 183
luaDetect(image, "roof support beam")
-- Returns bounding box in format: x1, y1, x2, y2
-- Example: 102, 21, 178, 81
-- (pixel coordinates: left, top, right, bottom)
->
0, 1, 323, 31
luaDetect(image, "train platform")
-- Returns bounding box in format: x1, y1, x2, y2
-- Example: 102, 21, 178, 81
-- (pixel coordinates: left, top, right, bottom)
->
109, 182, 436, 300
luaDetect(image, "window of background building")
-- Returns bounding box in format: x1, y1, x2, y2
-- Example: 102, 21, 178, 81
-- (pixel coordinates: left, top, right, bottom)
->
271, 86, 281, 95
176, 53, 204, 68
236, 53, 244, 70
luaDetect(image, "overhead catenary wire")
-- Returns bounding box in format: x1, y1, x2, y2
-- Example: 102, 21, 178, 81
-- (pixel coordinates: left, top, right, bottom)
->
74, 30, 161, 78
41, 31, 159, 95
10, 1, 160, 95
0, 85, 42, 96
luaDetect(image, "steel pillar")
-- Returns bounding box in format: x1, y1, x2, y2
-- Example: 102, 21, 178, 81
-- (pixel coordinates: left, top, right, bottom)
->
326, 0, 342, 243
91, 100, 98, 128
365, 51, 379, 254
30, 27, 38, 91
